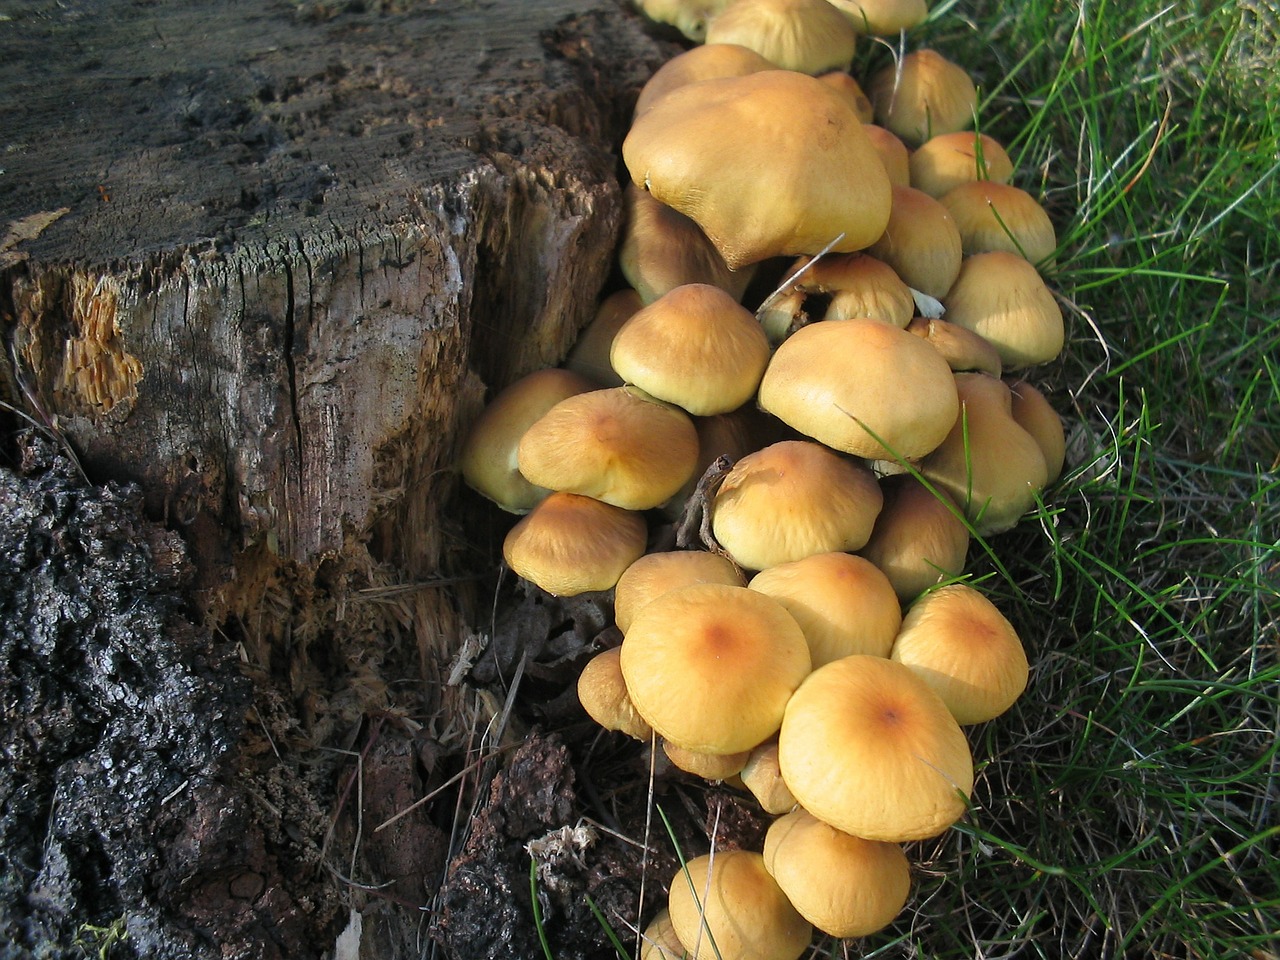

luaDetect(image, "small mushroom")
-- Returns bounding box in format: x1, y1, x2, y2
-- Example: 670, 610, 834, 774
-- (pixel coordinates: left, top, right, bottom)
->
517, 386, 699, 510
578, 646, 653, 740
757, 317, 960, 462
614, 549, 746, 634
941, 180, 1058, 264
890, 582, 1029, 724
778, 654, 974, 841
704, 0, 858, 75
667, 850, 812, 960
869, 49, 978, 145
858, 473, 970, 601
748, 552, 902, 666
503, 492, 648, 596
942, 251, 1064, 368
762, 808, 912, 938
620, 583, 811, 754
867, 184, 964, 299
827, 0, 928, 35
610, 283, 771, 416
710, 440, 884, 571
909, 130, 1016, 199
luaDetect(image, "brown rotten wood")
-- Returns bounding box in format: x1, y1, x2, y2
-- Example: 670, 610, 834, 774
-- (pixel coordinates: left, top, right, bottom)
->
0, 3, 679, 958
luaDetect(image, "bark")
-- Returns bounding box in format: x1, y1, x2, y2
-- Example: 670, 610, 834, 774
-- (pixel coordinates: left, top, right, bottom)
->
0, 2, 681, 957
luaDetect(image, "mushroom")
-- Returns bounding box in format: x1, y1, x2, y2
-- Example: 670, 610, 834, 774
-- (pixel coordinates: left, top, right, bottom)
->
634, 42, 774, 118
778, 654, 974, 841
1008, 379, 1066, 483
619, 186, 756, 305
905, 315, 1004, 377
578, 646, 653, 741
862, 124, 912, 187
941, 251, 1064, 369
710, 440, 884, 571
817, 70, 874, 123
941, 180, 1058, 264
614, 549, 746, 634
639, 908, 690, 960
704, 0, 859, 75
458, 367, 596, 513
517, 385, 699, 511
867, 184, 965, 299
762, 808, 912, 938
562, 289, 641, 387
868, 49, 978, 145
757, 252, 914, 342
826, 0, 928, 35
620, 583, 811, 754
667, 850, 812, 960
633, 0, 736, 42
909, 130, 1016, 199
663, 741, 751, 781
858, 473, 970, 601
890, 582, 1029, 724
918, 372, 1050, 535
623, 69, 892, 269
757, 317, 960, 462
610, 283, 771, 416
503, 492, 648, 596
739, 741, 797, 815
748, 552, 903, 667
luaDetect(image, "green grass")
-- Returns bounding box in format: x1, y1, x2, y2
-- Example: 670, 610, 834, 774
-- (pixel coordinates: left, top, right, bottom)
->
853, 1, 1280, 957
536, 3, 1279, 958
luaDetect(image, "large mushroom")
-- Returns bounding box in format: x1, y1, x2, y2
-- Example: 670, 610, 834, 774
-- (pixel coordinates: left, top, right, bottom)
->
623, 70, 892, 269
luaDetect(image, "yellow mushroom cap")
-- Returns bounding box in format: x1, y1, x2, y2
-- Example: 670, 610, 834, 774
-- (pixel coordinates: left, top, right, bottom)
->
610, 283, 771, 416
763, 808, 912, 938
668, 851, 812, 960
634, 0, 736, 42
459, 368, 595, 513
827, 0, 928, 35
503, 492, 648, 596
662, 741, 751, 781
711, 440, 884, 571
942, 252, 1064, 369
623, 70, 892, 270
905, 315, 1004, 378
867, 184, 964, 299
621, 584, 811, 754
739, 741, 797, 815
517, 386, 699, 510
858, 473, 970, 602
577, 647, 653, 740
619, 186, 756, 305
941, 181, 1058, 265
869, 49, 977, 145
817, 71, 874, 122
634, 42, 774, 118
614, 550, 746, 634
890, 583, 1029, 724
1009, 379, 1066, 483
640, 908, 690, 960
862, 123, 912, 187
918, 372, 1049, 535
748, 552, 902, 667
757, 318, 960, 462
778, 654, 973, 841
909, 131, 1015, 199
705, 0, 858, 75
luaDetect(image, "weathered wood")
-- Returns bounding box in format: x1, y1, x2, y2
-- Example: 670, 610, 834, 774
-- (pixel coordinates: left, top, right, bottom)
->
1, 0, 669, 577
0, 3, 680, 957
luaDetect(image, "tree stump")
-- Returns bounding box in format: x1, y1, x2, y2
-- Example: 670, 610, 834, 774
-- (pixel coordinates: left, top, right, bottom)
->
1, 2, 677, 957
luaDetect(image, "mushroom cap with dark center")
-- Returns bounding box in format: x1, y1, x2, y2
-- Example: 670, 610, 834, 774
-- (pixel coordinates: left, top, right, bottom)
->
778, 654, 974, 841
621, 583, 811, 754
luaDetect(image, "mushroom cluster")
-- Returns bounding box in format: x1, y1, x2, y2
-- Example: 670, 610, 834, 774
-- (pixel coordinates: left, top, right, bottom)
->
459, 0, 1071, 953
